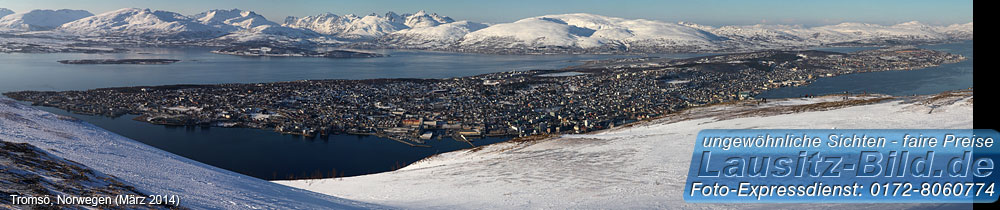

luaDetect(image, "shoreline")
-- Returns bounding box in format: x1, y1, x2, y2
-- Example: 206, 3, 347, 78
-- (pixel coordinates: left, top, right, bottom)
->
4, 46, 967, 145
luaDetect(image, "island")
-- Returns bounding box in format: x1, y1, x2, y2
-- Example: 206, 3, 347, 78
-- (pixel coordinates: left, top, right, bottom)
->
57, 59, 180, 65
7, 47, 964, 147
212, 45, 385, 58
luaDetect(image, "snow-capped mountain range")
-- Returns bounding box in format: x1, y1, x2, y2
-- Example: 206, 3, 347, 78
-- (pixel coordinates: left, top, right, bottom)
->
283, 10, 455, 40
0, 9, 93, 32
58, 8, 227, 38
0, 7, 974, 53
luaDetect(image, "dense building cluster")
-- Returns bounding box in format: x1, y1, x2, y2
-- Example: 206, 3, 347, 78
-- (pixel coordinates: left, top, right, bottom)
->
5, 47, 964, 145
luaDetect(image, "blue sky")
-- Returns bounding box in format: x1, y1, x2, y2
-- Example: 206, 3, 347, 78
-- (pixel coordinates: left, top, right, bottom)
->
0, 0, 973, 26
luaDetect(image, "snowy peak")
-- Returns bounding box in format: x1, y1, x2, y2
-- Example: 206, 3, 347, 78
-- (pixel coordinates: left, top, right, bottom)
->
193, 9, 278, 30
0, 9, 93, 32
0, 7, 975, 52
283, 10, 451, 40
939, 22, 973, 39
0, 8, 13, 18
376, 20, 488, 48
58, 8, 224, 38
460, 13, 721, 50
403, 10, 454, 28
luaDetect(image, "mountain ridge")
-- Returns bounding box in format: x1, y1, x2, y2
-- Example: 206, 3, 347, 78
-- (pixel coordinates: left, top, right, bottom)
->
0, 7, 975, 53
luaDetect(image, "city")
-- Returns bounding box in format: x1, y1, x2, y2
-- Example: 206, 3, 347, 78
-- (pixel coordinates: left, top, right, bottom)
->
4, 46, 965, 147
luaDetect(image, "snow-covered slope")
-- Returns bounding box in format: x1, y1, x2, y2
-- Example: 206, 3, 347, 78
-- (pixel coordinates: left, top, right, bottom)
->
1, 140, 174, 209
0, 98, 383, 209
374, 21, 487, 48
284, 12, 402, 40
460, 13, 723, 51
192, 9, 278, 31
940, 22, 973, 40
279, 92, 973, 209
402, 10, 454, 28
0, 9, 92, 32
283, 11, 453, 40
190, 9, 323, 42
0, 7, 975, 52
58, 8, 226, 38
0, 8, 13, 18
710, 24, 817, 47
711, 21, 964, 48
809, 21, 947, 43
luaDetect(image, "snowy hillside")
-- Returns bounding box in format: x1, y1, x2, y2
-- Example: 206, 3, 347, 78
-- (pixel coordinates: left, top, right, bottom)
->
374, 21, 488, 49
283, 11, 454, 40
0, 7, 974, 53
0, 9, 92, 32
940, 22, 973, 40
459, 13, 723, 52
193, 9, 278, 31
191, 9, 324, 42
2, 140, 176, 209
0, 98, 383, 209
58, 8, 227, 38
0, 8, 13, 18
402, 10, 454, 28
376, 13, 972, 53
279, 91, 973, 209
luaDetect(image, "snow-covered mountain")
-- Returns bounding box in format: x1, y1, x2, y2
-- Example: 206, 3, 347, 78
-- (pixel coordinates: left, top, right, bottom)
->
54, 8, 318, 42
280, 91, 973, 209
0, 9, 92, 32
192, 8, 278, 31
710, 24, 817, 47
460, 13, 724, 52
708, 21, 962, 48
0, 7, 975, 53
375, 13, 972, 53
0, 8, 13, 18
373, 20, 488, 49
940, 22, 973, 40
809, 21, 947, 43
402, 10, 454, 28
284, 12, 401, 40
283, 11, 453, 40
58, 8, 227, 38
191, 9, 323, 42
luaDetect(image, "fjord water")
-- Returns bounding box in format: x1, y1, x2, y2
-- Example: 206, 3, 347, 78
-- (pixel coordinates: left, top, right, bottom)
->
0, 48, 652, 92
0, 41, 972, 180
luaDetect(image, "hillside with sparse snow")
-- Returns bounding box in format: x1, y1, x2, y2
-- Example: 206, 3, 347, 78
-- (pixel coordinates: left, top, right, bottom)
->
278, 91, 973, 209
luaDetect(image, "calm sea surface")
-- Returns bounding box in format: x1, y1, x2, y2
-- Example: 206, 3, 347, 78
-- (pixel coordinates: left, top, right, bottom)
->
0, 42, 972, 180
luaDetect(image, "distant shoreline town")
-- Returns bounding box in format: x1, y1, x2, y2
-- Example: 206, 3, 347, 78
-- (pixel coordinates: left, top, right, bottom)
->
5, 46, 965, 146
